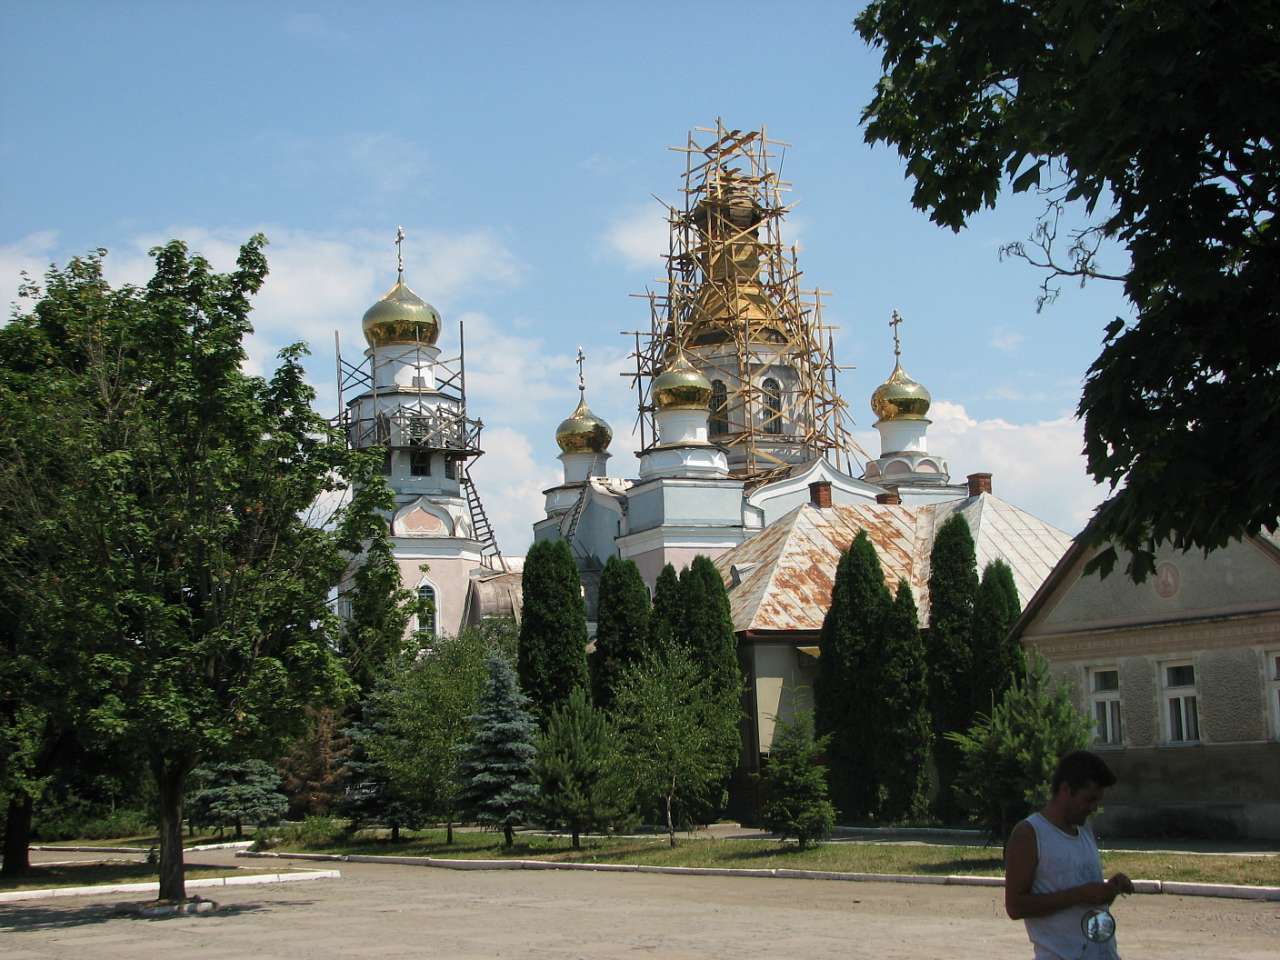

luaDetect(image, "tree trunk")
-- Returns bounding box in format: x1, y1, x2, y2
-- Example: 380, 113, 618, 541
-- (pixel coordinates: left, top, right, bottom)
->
446, 819, 454, 844
572, 828, 580, 850
391, 822, 400, 842
154, 758, 188, 901
503, 823, 514, 848
234, 817, 243, 839
1, 793, 33, 877
666, 792, 676, 848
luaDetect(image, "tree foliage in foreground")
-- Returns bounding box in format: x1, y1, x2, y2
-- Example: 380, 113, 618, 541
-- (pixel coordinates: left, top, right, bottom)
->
875, 580, 932, 822
457, 655, 539, 848
533, 686, 633, 848
969, 559, 1025, 720
590, 555, 652, 711
612, 645, 738, 847
760, 711, 835, 850
948, 652, 1091, 846
856, 0, 1280, 578
518, 538, 589, 720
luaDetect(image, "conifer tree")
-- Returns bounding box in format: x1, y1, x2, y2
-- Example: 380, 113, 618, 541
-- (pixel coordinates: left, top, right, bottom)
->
591, 556, 652, 711
533, 686, 633, 848
648, 563, 683, 653
876, 579, 932, 821
814, 531, 892, 820
760, 710, 836, 849
518, 539, 589, 719
970, 560, 1025, 717
925, 512, 980, 820
339, 522, 418, 698
277, 706, 351, 819
187, 760, 288, 839
457, 655, 539, 847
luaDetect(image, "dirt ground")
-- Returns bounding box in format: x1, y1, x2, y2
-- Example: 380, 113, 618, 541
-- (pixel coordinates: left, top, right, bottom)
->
2, 849, 1276, 959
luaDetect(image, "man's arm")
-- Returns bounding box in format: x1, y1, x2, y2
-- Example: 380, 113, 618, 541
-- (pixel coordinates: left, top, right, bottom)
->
1004, 821, 1121, 920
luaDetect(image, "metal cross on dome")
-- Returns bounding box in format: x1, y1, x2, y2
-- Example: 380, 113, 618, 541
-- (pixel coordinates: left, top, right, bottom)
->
395, 225, 405, 283
575, 346, 586, 396
890, 309, 904, 358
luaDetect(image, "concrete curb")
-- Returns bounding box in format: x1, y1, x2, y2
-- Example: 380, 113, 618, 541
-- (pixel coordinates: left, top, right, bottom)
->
0, 869, 340, 904
239, 850, 1280, 901
29, 845, 147, 854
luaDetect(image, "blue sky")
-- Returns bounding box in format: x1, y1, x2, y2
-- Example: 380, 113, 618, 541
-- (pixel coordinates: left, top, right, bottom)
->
1, 1, 1131, 552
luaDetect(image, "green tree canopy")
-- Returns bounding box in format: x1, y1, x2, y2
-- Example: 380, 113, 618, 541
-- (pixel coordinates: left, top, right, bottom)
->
970, 559, 1025, 719
338, 522, 420, 699
648, 563, 684, 652
518, 539, 589, 719
855, 0, 1280, 579
760, 710, 836, 850
875, 579, 932, 821
457, 655, 539, 848
948, 652, 1091, 845
533, 686, 633, 848
590, 556, 652, 711
187, 760, 288, 839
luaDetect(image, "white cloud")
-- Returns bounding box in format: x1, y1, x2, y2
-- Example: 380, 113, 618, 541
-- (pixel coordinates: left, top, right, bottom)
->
0, 231, 59, 317
602, 203, 669, 271
990, 329, 1025, 353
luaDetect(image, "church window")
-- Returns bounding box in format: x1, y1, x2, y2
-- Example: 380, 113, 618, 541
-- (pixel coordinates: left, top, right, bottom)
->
444, 458, 457, 480
762, 378, 782, 435
417, 584, 437, 638
710, 380, 728, 435
410, 443, 432, 476
1162, 661, 1199, 743
1088, 667, 1122, 746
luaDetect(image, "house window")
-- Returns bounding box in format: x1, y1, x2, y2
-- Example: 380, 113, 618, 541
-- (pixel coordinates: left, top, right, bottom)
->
710, 380, 728, 435
1162, 661, 1199, 743
444, 458, 456, 480
762, 378, 782, 435
417, 584, 437, 638
1269, 651, 1280, 739
1089, 667, 1123, 746
410, 443, 431, 476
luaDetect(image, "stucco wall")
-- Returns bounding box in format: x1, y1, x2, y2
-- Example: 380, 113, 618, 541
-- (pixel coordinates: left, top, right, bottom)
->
1199, 648, 1267, 742
395, 554, 479, 638
751, 644, 817, 754
1119, 656, 1157, 747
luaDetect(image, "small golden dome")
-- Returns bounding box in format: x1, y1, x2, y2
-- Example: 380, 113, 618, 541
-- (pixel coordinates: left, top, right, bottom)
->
871, 360, 932, 421
555, 395, 612, 454
653, 355, 712, 411
362, 281, 441, 348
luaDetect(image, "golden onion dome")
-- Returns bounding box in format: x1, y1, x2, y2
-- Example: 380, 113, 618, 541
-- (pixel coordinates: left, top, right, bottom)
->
555, 394, 612, 454
362, 280, 441, 348
871, 360, 932, 421
652, 355, 712, 411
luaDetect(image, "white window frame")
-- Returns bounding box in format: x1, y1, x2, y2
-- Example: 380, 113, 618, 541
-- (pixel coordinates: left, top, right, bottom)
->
1087, 666, 1123, 747
1161, 660, 1200, 744
1268, 650, 1280, 740
416, 580, 438, 638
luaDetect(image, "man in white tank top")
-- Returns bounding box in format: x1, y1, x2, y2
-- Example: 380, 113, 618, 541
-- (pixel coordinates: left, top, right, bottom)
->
1004, 751, 1134, 959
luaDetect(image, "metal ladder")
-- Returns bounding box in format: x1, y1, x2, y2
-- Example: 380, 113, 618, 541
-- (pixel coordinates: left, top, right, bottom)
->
461, 466, 506, 571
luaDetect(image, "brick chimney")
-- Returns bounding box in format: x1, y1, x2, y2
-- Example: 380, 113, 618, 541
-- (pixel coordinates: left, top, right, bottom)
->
876, 492, 901, 505
809, 480, 832, 509
967, 472, 993, 496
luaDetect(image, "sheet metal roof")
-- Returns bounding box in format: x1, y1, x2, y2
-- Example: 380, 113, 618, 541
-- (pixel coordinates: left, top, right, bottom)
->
714, 493, 1073, 634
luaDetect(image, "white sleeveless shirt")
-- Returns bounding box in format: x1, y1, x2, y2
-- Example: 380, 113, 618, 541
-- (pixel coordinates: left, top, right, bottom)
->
1022, 812, 1119, 960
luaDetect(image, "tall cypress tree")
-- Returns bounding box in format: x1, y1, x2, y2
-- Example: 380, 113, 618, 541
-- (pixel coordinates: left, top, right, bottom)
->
926, 512, 980, 821
814, 531, 892, 820
591, 556, 652, 710
518, 538, 589, 719
648, 563, 683, 653
876, 579, 932, 821
970, 560, 1024, 717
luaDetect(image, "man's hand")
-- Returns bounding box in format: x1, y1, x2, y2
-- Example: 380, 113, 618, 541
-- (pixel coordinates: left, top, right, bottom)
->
1108, 873, 1134, 896
1076, 882, 1119, 906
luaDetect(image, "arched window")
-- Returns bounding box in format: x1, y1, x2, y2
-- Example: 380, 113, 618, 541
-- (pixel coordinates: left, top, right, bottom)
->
762, 377, 782, 435
709, 380, 728, 435
417, 583, 437, 638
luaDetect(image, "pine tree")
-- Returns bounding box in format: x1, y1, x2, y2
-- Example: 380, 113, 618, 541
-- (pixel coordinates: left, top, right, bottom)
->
277, 706, 351, 819
339, 520, 418, 698
457, 655, 539, 847
948, 652, 1091, 845
648, 563, 683, 653
591, 556, 652, 711
518, 539, 590, 719
926, 512, 980, 821
876, 580, 933, 821
814, 531, 892, 820
970, 559, 1025, 718
533, 686, 634, 848
187, 760, 288, 839
760, 710, 836, 850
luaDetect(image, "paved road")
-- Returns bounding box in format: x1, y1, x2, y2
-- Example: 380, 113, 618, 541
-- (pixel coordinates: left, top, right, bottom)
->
3, 850, 1276, 959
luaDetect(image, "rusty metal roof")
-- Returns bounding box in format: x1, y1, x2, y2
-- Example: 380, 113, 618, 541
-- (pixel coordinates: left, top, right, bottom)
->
714, 493, 1072, 633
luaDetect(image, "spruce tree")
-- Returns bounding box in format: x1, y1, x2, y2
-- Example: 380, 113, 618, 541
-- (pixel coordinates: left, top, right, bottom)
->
187, 760, 288, 839
533, 686, 634, 848
925, 512, 979, 821
760, 710, 836, 850
339, 523, 418, 698
814, 531, 892, 820
457, 655, 539, 847
591, 556, 652, 711
518, 539, 589, 719
970, 560, 1025, 718
648, 562, 683, 653
876, 580, 932, 821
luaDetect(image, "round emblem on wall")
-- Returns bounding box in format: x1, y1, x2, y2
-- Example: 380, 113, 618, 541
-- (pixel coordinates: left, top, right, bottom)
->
1154, 561, 1180, 599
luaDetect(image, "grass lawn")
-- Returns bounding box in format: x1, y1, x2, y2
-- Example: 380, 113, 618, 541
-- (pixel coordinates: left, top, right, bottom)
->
0, 861, 243, 892
269, 828, 1280, 888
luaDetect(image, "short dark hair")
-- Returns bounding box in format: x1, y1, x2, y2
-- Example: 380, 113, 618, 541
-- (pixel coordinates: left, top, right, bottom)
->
1051, 750, 1117, 794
